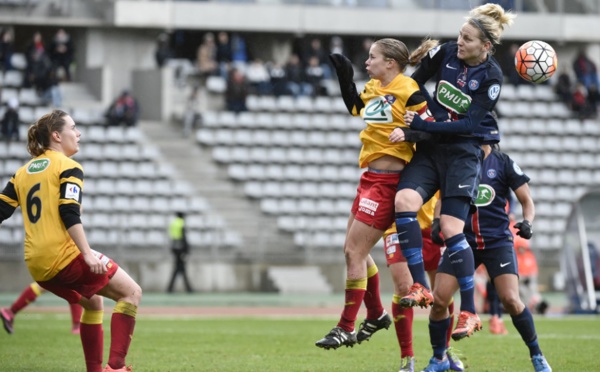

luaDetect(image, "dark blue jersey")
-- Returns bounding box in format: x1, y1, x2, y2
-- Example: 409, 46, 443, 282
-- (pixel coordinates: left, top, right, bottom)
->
411, 42, 503, 143
465, 150, 530, 249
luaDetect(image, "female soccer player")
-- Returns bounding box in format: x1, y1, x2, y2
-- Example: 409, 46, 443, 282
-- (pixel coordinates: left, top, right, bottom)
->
0, 110, 142, 372
389, 4, 516, 362
314, 37, 436, 350
1, 282, 82, 335
378, 193, 464, 372
461, 144, 552, 372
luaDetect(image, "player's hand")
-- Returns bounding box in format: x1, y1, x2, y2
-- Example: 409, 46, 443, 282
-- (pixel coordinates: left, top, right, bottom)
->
83, 252, 107, 274
389, 127, 406, 143
431, 218, 444, 245
404, 111, 416, 125
328, 53, 354, 80
514, 220, 533, 239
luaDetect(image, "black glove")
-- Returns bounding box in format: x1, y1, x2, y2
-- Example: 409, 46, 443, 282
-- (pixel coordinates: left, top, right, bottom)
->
328, 53, 363, 114
514, 219, 533, 239
399, 127, 432, 142
431, 218, 444, 245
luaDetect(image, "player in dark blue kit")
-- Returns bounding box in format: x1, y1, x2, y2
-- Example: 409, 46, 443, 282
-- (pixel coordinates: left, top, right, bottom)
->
458, 144, 551, 372
388, 3, 515, 371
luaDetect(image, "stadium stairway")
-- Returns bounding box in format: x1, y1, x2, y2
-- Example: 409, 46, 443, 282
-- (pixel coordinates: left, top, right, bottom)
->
139, 119, 303, 264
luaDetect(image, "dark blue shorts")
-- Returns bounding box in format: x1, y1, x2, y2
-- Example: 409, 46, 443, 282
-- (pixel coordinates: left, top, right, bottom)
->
473, 246, 518, 279
398, 139, 483, 202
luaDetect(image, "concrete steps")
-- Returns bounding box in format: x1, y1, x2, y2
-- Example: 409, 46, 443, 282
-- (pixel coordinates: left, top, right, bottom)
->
139, 118, 300, 263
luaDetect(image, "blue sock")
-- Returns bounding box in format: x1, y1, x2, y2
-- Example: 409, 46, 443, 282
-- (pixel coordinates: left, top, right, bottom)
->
429, 317, 451, 360
511, 307, 542, 356
395, 212, 429, 289
445, 234, 476, 314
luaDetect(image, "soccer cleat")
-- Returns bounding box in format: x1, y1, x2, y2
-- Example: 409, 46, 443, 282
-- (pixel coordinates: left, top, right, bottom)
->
102, 365, 133, 372
71, 324, 81, 335
451, 311, 482, 341
0, 307, 14, 335
420, 356, 450, 372
399, 355, 415, 372
315, 327, 357, 350
357, 310, 392, 343
446, 347, 465, 371
489, 315, 508, 335
399, 283, 434, 309
531, 354, 552, 372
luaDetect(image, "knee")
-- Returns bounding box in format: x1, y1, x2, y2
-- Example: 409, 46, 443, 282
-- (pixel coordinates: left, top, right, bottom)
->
430, 302, 448, 319
394, 281, 412, 297
501, 294, 525, 315
394, 191, 419, 212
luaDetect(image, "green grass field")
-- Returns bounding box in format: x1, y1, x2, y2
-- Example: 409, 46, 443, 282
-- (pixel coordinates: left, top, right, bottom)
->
0, 305, 598, 372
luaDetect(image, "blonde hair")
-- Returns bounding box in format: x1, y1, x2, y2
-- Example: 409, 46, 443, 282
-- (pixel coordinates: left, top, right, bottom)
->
408, 38, 440, 67
467, 3, 516, 47
27, 110, 69, 157
374, 38, 440, 72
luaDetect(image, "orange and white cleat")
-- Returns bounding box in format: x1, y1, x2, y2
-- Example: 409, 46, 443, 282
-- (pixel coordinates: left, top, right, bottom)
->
489, 315, 508, 335
399, 283, 434, 308
451, 311, 482, 341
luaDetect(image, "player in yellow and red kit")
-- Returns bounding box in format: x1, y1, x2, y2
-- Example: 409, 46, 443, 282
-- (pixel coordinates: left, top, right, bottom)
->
0, 110, 141, 372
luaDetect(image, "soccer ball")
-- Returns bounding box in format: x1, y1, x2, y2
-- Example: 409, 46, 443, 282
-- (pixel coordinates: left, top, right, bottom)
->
514, 40, 558, 84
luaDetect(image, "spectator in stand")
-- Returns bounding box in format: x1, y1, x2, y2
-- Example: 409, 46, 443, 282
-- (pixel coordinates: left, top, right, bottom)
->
246, 58, 272, 95
572, 48, 599, 90
267, 61, 288, 96
24, 31, 47, 88
215, 31, 232, 79
225, 67, 249, 113
554, 72, 573, 106
106, 90, 140, 127
196, 32, 218, 78
285, 54, 312, 97
305, 55, 326, 96
230, 33, 248, 70
1, 97, 20, 142
49, 28, 74, 81
304, 38, 331, 79
571, 82, 591, 120
0, 29, 14, 72
154, 32, 173, 69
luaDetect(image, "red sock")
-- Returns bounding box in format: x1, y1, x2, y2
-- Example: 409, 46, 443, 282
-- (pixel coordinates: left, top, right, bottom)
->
11, 284, 40, 314
446, 300, 455, 347
392, 295, 414, 357
108, 309, 137, 369
337, 278, 367, 332
364, 265, 384, 319
70, 304, 83, 328
80, 323, 104, 372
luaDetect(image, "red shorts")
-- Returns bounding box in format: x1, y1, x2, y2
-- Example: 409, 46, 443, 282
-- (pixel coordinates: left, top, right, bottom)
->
385, 227, 443, 271
37, 250, 119, 304
351, 171, 401, 231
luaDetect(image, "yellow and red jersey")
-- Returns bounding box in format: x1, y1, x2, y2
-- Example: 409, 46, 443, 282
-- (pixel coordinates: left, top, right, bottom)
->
0, 150, 83, 281
355, 73, 431, 168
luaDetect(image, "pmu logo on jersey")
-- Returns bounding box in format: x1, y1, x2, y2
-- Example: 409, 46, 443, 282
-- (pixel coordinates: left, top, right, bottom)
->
65, 183, 81, 201
26, 158, 50, 174
358, 197, 379, 216
474, 184, 495, 207
363, 96, 395, 123
436, 80, 472, 114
